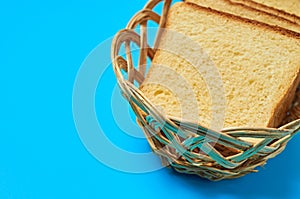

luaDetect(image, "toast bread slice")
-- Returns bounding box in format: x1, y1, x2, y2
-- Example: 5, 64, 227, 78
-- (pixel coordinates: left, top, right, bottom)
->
140, 2, 300, 130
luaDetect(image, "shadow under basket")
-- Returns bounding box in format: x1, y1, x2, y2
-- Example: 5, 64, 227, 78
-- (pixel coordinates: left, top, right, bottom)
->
111, 0, 300, 181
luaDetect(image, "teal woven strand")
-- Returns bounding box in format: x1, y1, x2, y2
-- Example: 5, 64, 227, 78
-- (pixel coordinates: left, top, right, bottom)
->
147, 115, 212, 162
159, 125, 195, 163
201, 143, 245, 169
230, 138, 274, 162
226, 130, 290, 138
172, 119, 252, 149
146, 116, 191, 161
182, 136, 204, 148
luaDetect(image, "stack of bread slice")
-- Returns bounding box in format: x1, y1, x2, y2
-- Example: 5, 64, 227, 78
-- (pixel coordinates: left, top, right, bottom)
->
231, 0, 300, 24
185, 0, 300, 33
140, 0, 300, 131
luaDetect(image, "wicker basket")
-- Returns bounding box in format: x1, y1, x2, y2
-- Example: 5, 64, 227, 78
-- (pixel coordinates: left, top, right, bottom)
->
111, 0, 300, 181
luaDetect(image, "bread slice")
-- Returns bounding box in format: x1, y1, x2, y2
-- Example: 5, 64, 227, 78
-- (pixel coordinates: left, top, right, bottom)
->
140, 2, 300, 130
231, 0, 300, 25
185, 0, 300, 33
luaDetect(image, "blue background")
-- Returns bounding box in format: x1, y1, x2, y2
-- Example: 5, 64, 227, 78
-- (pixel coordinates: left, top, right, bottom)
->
1, 0, 300, 198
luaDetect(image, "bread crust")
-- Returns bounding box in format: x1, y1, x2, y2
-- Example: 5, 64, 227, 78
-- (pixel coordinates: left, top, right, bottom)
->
185, 2, 300, 39
231, 0, 300, 24
184, 0, 300, 33
271, 71, 300, 127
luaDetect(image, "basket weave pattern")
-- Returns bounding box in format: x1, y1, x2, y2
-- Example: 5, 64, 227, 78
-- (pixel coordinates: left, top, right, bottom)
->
111, 0, 300, 181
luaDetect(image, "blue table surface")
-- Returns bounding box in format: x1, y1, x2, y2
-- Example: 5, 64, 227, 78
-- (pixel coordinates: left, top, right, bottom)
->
1, 0, 300, 198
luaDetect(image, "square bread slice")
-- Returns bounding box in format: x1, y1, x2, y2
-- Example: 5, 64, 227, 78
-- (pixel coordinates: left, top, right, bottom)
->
185, 0, 300, 33
140, 2, 300, 129
231, 0, 300, 25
